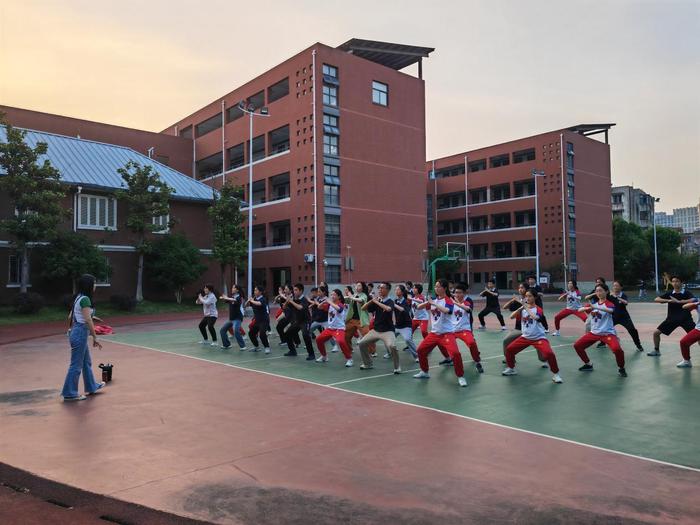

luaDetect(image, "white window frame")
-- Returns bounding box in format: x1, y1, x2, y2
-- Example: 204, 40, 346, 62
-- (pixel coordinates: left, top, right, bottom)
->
152, 213, 170, 234
372, 81, 388, 106
78, 194, 117, 231
7, 254, 31, 288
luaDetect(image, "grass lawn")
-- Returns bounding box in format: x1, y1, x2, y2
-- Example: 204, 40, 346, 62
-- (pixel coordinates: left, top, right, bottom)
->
0, 300, 200, 326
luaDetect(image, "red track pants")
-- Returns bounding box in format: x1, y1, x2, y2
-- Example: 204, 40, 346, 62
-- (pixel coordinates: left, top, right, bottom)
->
505, 336, 559, 373
454, 330, 480, 362
417, 332, 464, 377
554, 308, 587, 330
316, 328, 352, 359
680, 328, 700, 361
411, 319, 429, 338
573, 332, 625, 368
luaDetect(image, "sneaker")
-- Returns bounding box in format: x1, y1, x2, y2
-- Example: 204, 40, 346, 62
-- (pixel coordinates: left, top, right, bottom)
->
284, 351, 298, 357
475, 362, 484, 373
345, 359, 353, 367
370, 353, 377, 358
413, 371, 430, 379
552, 373, 563, 384
383, 352, 391, 359
264, 348, 271, 354
477, 326, 486, 330
414, 358, 420, 363
278, 342, 287, 347
618, 367, 627, 377
501, 367, 517, 376
393, 368, 402, 375
199, 340, 208, 345
210, 342, 218, 347
250, 347, 260, 352
541, 363, 549, 369
360, 364, 374, 370
239, 347, 248, 351
647, 350, 661, 356
545, 329, 550, 334
676, 360, 692, 368
316, 355, 328, 363
331, 346, 339, 353
438, 358, 453, 366
305, 355, 316, 361
63, 395, 87, 401
500, 326, 507, 331
457, 376, 468, 387
220, 345, 231, 349
551, 331, 560, 336
636, 346, 644, 352
86, 382, 106, 395
578, 363, 594, 371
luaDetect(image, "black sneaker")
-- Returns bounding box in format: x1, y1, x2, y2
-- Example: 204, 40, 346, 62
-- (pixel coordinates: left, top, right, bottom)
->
438, 358, 453, 366
636, 346, 644, 352
475, 362, 484, 373
305, 355, 316, 361
578, 363, 594, 372
284, 351, 298, 357
618, 367, 627, 377
596, 342, 606, 348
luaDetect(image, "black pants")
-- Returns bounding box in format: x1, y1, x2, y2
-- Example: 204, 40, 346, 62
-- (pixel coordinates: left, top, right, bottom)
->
615, 315, 642, 348
198, 316, 217, 341
286, 322, 314, 357
249, 320, 270, 348
276, 317, 300, 345
478, 307, 505, 327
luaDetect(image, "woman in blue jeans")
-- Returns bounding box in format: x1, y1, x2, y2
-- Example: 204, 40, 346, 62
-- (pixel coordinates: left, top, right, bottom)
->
219, 284, 247, 350
61, 274, 105, 401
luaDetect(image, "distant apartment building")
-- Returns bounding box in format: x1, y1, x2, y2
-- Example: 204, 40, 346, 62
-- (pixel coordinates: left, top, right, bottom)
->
610, 185, 657, 228
654, 203, 700, 234
426, 125, 615, 290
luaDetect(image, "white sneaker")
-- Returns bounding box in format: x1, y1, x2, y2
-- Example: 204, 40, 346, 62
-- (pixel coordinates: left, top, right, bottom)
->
552, 373, 563, 383
393, 368, 402, 374
370, 353, 377, 358
545, 329, 550, 333
414, 358, 420, 363
331, 346, 339, 353
316, 355, 328, 363
383, 353, 391, 359
551, 331, 560, 336
264, 347, 271, 354
210, 342, 218, 347
457, 376, 468, 387
199, 340, 208, 344
500, 326, 507, 331
676, 360, 692, 368
345, 359, 353, 367
240, 347, 248, 351
413, 371, 430, 379
501, 367, 517, 376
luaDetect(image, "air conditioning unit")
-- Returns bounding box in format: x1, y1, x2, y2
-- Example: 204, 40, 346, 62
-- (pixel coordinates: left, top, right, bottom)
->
303, 254, 315, 263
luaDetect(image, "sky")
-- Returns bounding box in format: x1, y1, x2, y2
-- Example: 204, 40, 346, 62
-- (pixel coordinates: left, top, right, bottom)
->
1, 0, 698, 212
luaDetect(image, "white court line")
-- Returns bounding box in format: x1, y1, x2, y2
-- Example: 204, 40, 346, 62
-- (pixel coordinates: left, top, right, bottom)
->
105, 338, 700, 474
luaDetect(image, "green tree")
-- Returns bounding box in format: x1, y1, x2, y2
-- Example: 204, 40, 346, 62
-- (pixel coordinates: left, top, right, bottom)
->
613, 218, 651, 285
36, 231, 111, 293
146, 234, 206, 303
0, 121, 69, 292
208, 183, 247, 292
115, 161, 174, 302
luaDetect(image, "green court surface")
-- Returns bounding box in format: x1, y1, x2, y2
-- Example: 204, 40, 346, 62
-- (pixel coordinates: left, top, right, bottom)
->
106, 302, 700, 470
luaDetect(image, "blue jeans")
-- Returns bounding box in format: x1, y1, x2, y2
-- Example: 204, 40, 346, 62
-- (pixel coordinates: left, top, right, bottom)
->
220, 319, 245, 348
61, 323, 100, 398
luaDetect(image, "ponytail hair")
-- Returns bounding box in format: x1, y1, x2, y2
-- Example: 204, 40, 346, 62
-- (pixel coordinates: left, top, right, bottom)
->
437, 278, 452, 298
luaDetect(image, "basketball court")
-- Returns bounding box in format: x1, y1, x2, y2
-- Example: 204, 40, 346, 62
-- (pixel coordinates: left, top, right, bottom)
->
1, 301, 698, 524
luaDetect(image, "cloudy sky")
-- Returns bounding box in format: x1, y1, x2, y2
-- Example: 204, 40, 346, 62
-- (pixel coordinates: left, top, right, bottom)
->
1, 0, 698, 212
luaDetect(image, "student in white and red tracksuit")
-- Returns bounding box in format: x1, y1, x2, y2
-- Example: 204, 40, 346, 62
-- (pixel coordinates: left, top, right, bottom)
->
502, 290, 562, 383
315, 289, 354, 367
677, 299, 700, 368
573, 283, 627, 377
410, 284, 430, 339
452, 283, 483, 373
552, 280, 587, 336
413, 278, 468, 387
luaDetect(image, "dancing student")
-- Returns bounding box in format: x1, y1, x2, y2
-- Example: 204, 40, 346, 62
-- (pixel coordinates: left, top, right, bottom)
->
677, 299, 700, 368
610, 281, 644, 351
219, 284, 247, 350
344, 282, 371, 350
61, 274, 106, 401
246, 286, 271, 353
366, 283, 377, 357
501, 282, 529, 353
410, 283, 430, 339
526, 275, 549, 332
413, 278, 468, 387
647, 276, 696, 357
392, 284, 418, 361
315, 289, 354, 366
283, 283, 316, 360
453, 283, 483, 373
309, 286, 338, 353
275, 285, 300, 348
502, 290, 562, 383
358, 282, 400, 373
573, 283, 627, 377
477, 279, 506, 330
196, 284, 218, 346
552, 280, 587, 336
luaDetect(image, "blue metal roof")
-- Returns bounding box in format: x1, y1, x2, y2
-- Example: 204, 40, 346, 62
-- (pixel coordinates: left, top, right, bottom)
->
0, 126, 214, 202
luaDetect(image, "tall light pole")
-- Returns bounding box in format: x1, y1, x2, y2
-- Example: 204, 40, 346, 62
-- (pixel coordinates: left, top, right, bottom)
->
653, 197, 660, 294
238, 100, 269, 298
531, 169, 546, 282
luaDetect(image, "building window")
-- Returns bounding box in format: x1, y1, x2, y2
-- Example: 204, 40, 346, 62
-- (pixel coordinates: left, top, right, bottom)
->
472, 271, 482, 283
469, 187, 488, 204
437, 192, 466, 209
490, 184, 511, 201
323, 64, 338, 80
323, 164, 340, 185
78, 195, 117, 231
267, 77, 289, 103
247, 135, 265, 162
489, 154, 510, 168
566, 142, 575, 170
96, 258, 111, 286
324, 215, 341, 256
269, 125, 290, 154
270, 172, 290, 200
251, 180, 266, 205
323, 114, 339, 134
471, 244, 488, 260
325, 264, 341, 283
437, 219, 466, 235
323, 134, 339, 156
513, 148, 536, 163
426, 196, 434, 249
372, 81, 388, 106
468, 159, 486, 172
196, 152, 223, 179
324, 184, 340, 207
152, 214, 170, 234
492, 213, 511, 229
569, 217, 576, 233
469, 216, 488, 232
433, 164, 465, 179
8, 254, 29, 286
515, 210, 536, 227
227, 105, 243, 123
322, 85, 338, 106
271, 221, 291, 246
569, 237, 577, 262
515, 240, 536, 257
493, 242, 512, 258
247, 91, 265, 110
514, 179, 535, 197
612, 194, 623, 204
228, 143, 245, 169
179, 126, 192, 139
195, 114, 222, 137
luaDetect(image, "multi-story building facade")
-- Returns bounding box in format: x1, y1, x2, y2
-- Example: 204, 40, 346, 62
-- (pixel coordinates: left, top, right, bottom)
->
426, 125, 615, 290
161, 39, 433, 290
655, 203, 700, 234
610, 185, 657, 228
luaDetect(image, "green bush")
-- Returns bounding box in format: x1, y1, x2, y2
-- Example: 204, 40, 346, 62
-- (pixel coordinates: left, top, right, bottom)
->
13, 292, 45, 314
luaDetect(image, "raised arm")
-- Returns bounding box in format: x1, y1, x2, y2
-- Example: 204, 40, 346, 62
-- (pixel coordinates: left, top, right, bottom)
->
509, 305, 524, 319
